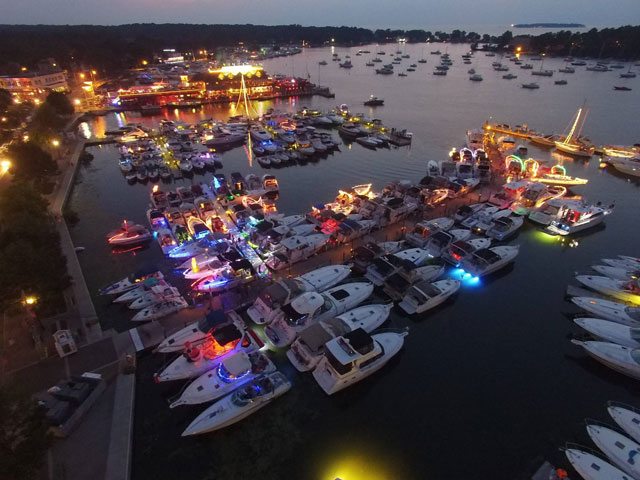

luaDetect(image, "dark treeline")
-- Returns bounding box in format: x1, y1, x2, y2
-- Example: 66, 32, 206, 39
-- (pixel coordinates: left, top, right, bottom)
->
0, 24, 638, 75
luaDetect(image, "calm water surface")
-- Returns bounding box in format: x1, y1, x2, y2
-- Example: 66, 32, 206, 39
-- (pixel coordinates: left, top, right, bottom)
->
68, 43, 640, 479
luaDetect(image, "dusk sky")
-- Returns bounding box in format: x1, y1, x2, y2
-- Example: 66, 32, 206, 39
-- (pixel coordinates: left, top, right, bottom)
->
1, 0, 638, 29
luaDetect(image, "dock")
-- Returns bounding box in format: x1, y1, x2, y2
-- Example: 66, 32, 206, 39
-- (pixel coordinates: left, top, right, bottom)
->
483, 121, 536, 140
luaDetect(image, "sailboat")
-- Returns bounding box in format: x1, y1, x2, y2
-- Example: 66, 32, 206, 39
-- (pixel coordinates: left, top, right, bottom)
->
554, 106, 594, 158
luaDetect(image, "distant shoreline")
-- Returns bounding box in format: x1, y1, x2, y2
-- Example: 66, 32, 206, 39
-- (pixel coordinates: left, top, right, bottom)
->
513, 23, 586, 28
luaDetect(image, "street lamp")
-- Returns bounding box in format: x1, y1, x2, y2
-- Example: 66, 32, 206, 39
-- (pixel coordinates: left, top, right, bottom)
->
0, 159, 11, 176
51, 139, 60, 148
24, 296, 37, 306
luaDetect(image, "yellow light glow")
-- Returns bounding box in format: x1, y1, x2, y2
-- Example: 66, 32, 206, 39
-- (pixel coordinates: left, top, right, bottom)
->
0, 160, 11, 174
51, 139, 60, 147
21, 66, 27, 72
91, 70, 97, 75
22, 134, 29, 142
79, 73, 85, 79
33, 98, 40, 105
24, 296, 37, 305
211, 64, 263, 76
322, 454, 392, 480
516, 46, 522, 52
74, 98, 81, 105
142, 60, 148, 66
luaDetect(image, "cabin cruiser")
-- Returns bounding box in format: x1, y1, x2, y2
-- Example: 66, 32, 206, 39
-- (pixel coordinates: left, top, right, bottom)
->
312, 329, 407, 395
365, 248, 431, 286
182, 256, 228, 280
510, 184, 566, 216
286, 304, 392, 372
531, 165, 588, 186
350, 241, 404, 274
99, 270, 163, 295
572, 339, 640, 380
181, 372, 291, 436
249, 126, 272, 142
107, 222, 152, 247
424, 229, 471, 258
528, 198, 585, 226
265, 233, 329, 271
131, 298, 188, 322
460, 246, 520, 278
168, 235, 228, 260
191, 259, 255, 294
453, 203, 485, 223
405, 217, 454, 248
441, 238, 492, 267
264, 282, 374, 348
565, 448, 628, 480
608, 403, 640, 445
382, 265, 444, 301
247, 265, 352, 324
488, 180, 529, 209
574, 317, 640, 348
546, 203, 613, 235
575, 275, 640, 305
464, 208, 511, 235
592, 264, 640, 282
603, 256, 640, 271
486, 215, 524, 241
128, 286, 181, 309
169, 351, 276, 408
571, 296, 640, 327
398, 279, 461, 314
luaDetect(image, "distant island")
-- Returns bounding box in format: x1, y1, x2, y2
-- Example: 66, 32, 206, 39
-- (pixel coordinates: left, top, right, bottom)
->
513, 23, 586, 28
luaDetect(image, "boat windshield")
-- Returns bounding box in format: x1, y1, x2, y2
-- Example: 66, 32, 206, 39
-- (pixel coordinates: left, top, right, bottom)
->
471, 249, 500, 266
257, 279, 301, 309
542, 205, 560, 215
412, 225, 432, 237
429, 231, 452, 248
232, 378, 273, 406
494, 218, 512, 231
450, 241, 471, 258
325, 350, 353, 376
626, 308, 640, 321
281, 302, 312, 327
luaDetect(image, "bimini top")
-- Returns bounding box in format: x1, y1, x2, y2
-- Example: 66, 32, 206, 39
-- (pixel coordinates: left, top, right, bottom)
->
325, 328, 375, 365
211, 323, 243, 346
197, 310, 227, 333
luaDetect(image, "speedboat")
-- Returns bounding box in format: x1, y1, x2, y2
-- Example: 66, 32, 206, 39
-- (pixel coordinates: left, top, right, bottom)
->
177, 251, 227, 270
181, 372, 291, 436
265, 234, 329, 270
565, 448, 629, 480
247, 265, 352, 324
312, 329, 407, 395
286, 304, 392, 372
453, 203, 485, 223
511, 184, 566, 216
351, 241, 405, 273
571, 297, 640, 327
572, 340, 640, 380
574, 318, 640, 348
466, 208, 512, 235
191, 262, 255, 294
128, 286, 181, 309
168, 235, 225, 260
405, 217, 454, 248
528, 198, 586, 226
157, 310, 244, 353
575, 275, 640, 305
592, 265, 640, 282
603, 256, 640, 271
382, 265, 444, 301
113, 278, 169, 303
441, 238, 492, 267
131, 298, 188, 322
424, 229, 471, 258
486, 215, 524, 241
169, 351, 276, 408
249, 127, 272, 142
106, 221, 152, 247
264, 282, 374, 348
546, 203, 613, 235
182, 255, 228, 280
154, 322, 263, 382
460, 246, 520, 278
608, 402, 640, 444
365, 248, 431, 286
398, 279, 461, 314
98, 269, 163, 295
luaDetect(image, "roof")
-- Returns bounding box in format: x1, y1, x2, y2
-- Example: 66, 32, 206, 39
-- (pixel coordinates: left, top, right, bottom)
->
221, 352, 251, 376
297, 323, 335, 353
290, 292, 324, 315
212, 323, 243, 345
474, 248, 501, 263
325, 328, 374, 364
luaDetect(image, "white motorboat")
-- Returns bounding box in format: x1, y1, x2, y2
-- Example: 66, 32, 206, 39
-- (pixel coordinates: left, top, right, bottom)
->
131, 298, 188, 322
565, 448, 629, 480
398, 279, 461, 314
128, 286, 181, 309
98, 270, 163, 295
574, 317, 640, 348
586, 423, 640, 478
528, 198, 586, 226
460, 246, 520, 277
107, 222, 152, 247
572, 340, 640, 380
182, 257, 228, 280
608, 402, 640, 444
405, 217, 454, 248
424, 229, 471, 258
154, 323, 263, 382
453, 203, 485, 223
168, 236, 225, 260
486, 215, 524, 241
113, 279, 170, 303
286, 304, 392, 372
247, 265, 352, 324
511, 184, 567, 216
351, 241, 405, 272
571, 297, 640, 327
441, 238, 492, 267
249, 127, 273, 142
156, 310, 243, 353
177, 251, 226, 270
575, 275, 640, 305
182, 372, 291, 436
365, 248, 431, 286
462, 207, 511, 234
264, 282, 374, 348
547, 203, 613, 235
169, 351, 276, 407
382, 265, 444, 301
265, 234, 329, 271
603, 257, 640, 271
312, 329, 407, 395
592, 265, 640, 282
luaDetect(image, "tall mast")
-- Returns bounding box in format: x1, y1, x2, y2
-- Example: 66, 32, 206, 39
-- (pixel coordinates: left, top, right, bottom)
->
564, 108, 582, 144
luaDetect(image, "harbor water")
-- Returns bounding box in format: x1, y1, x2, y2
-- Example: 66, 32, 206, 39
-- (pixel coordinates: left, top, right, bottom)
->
68, 43, 640, 479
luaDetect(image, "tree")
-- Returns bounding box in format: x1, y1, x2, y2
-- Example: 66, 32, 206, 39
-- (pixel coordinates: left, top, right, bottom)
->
0, 386, 52, 480
7, 142, 58, 180
44, 91, 74, 116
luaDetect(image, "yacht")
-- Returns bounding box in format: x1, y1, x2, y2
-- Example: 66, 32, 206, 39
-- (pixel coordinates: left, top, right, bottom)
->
453, 203, 485, 223
547, 203, 613, 235
521, 82, 540, 89
312, 329, 407, 395
592, 264, 640, 282
469, 74, 483, 81
382, 265, 445, 301
190, 261, 256, 294
286, 304, 392, 372
575, 275, 640, 305
247, 265, 352, 324
398, 279, 461, 315
182, 257, 228, 280
264, 282, 374, 348
127, 286, 180, 309
168, 235, 225, 260
565, 448, 629, 480
572, 340, 640, 380
511, 184, 566, 216
169, 351, 276, 408
554, 107, 594, 158
365, 248, 431, 286
106, 222, 152, 247
574, 317, 640, 348
528, 198, 586, 226
249, 126, 272, 142
181, 372, 291, 436
405, 217, 455, 248
466, 208, 512, 235
265, 234, 329, 271
603, 256, 640, 271
460, 246, 520, 278
608, 403, 640, 444
351, 241, 405, 273
112, 279, 170, 303
571, 296, 640, 327
99, 270, 163, 295
424, 229, 471, 258
441, 238, 492, 267
131, 298, 188, 322
486, 215, 524, 241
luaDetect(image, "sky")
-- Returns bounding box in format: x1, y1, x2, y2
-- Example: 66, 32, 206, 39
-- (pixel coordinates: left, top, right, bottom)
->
0, 0, 638, 30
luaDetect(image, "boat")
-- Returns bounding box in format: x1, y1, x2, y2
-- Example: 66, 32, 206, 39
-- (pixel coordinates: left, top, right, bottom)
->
191, 260, 255, 294
529, 134, 562, 148
575, 275, 640, 305
247, 265, 352, 324
502, 73, 518, 79
521, 83, 540, 89
318, 60, 328, 65
460, 246, 520, 278
614, 86, 632, 91
265, 234, 329, 271
156, 310, 240, 353
592, 265, 640, 282
339, 60, 353, 68
351, 241, 405, 273
554, 106, 594, 158
424, 229, 471, 258
355, 136, 380, 149
286, 304, 392, 372
382, 264, 445, 301
98, 269, 163, 295
608, 402, 640, 444
398, 279, 461, 315
312, 329, 407, 395
469, 74, 483, 81
249, 127, 272, 142
572, 339, 640, 380
181, 372, 291, 436
531, 164, 589, 186
182, 256, 228, 280
441, 238, 492, 267
127, 286, 181, 309
463, 207, 511, 234
571, 296, 640, 327
169, 351, 276, 408
405, 217, 455, 248
154, 322, 263, 382
546, 203, 613, 235
554, 79, 568, 85
565, 448, 629, 480
603, 257, 640, 271
168, 235, 225, 260
264, 282, 374, 348
511, 183, 566, 216
528, 198, 586, 226
486, 215, 524, 241
365, 248, 431, 286
106, 221, 152, 247
574, 318, 640, 348
364, 96, 384, 106
131, 298, 188, 322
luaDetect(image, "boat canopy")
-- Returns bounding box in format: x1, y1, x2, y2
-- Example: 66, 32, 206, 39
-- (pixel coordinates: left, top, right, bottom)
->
412, 280, 441, 301
258, 279, 302, 308
473, 249, 501, 265
211, 323, 243, 346
298, 321, 341, 354
220, 352, 251, 377
197, 310, 227, 333
429, 231, 453, 248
